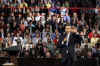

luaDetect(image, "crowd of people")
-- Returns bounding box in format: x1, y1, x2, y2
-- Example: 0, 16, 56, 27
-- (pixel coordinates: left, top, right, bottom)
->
0, 0, 100, 65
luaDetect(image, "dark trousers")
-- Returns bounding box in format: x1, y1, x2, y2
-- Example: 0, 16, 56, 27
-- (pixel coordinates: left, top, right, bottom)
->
62, 53, 74, 66
61, 46, 74, 66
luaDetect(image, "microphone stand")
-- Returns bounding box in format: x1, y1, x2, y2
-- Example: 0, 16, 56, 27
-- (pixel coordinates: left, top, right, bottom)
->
17, 39, 23, 57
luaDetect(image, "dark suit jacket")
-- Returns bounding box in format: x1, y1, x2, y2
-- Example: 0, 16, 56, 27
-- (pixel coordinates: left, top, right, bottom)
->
59, 32, 81, 58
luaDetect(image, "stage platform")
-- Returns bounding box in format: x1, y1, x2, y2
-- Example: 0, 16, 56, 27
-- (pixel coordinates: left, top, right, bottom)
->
0, 56, 99, 66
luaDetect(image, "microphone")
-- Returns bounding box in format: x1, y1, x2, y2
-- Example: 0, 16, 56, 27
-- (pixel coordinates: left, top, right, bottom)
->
62, 37, 67, 45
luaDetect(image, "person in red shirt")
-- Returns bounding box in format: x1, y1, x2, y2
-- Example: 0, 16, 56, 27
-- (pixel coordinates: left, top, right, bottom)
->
88, 30, 96, 39
53, 35, 59, 45
0, 37, 3, 49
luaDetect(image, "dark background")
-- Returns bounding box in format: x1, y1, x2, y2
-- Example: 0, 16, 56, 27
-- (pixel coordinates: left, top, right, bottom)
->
69, 0, 96, 8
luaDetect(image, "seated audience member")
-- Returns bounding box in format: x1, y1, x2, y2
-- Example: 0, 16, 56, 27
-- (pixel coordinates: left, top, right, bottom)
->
32, 33, 41, 46
91, 33, 100, 47
36, 40, 44, 58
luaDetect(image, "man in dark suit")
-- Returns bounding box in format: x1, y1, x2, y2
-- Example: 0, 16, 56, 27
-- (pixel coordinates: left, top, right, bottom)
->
60, 25, 81, 66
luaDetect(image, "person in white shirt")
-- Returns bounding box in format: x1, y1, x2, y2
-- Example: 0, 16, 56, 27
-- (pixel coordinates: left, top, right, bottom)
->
27, 13, 33, 22
32, 33, 41, 46
23, 34, 31, 45
5, 33, 12, 48
60, 7, 67, 16
35, 13, 41, 22
12, 33, 23, 46
42, 33, 51, 44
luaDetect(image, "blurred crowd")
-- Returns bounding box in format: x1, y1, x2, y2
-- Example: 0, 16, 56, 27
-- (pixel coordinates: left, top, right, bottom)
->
0, 0, 99, 62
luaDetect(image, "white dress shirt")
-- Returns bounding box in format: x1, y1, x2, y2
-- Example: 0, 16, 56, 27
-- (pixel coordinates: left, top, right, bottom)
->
66, 32, 71, 46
